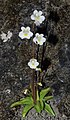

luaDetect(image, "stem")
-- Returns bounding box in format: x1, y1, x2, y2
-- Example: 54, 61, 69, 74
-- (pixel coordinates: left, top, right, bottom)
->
37, 45, 41, 82
32, 23, 35, 58
40, 21, 49, 82
35, 45, 39, 82
36, 45, 39, 61
32, 70, 37, 103
31, 23, 37, 104
41, 43, 45, 69
40, 41, 47, 82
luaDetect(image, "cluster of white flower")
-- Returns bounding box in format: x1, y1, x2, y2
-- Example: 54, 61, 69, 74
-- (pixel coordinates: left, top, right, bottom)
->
0, 31, 12, 42
19, 10, 46, 46
19, 10, 46, 70
0, 10, 46, 71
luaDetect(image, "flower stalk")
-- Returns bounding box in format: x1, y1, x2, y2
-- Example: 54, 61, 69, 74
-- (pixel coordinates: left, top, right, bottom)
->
31, 23, 37, 103
31, 69, 37, 103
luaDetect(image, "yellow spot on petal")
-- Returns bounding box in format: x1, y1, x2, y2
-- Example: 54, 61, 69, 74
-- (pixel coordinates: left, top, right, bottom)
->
24, 33, 28, 36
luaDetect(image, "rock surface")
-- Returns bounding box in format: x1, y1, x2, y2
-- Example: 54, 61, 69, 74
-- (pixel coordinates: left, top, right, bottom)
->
0, 0, 70, 120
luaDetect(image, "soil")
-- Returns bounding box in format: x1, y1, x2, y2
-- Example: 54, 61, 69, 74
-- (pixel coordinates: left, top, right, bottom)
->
0, 0, 70, 120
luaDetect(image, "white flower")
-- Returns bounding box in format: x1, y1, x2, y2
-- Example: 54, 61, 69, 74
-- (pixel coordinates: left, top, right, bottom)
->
31, 10, 45, 26
19, 26, 33, 39
33, 33, 46, 45
28, 58, 39, 69
0, 31, 12, 42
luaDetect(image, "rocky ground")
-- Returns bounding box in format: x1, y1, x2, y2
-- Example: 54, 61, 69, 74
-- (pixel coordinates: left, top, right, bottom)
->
0, 0, 70, 120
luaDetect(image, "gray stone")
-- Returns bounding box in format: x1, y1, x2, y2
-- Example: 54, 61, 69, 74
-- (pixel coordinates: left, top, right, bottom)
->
0, 0, 70, 120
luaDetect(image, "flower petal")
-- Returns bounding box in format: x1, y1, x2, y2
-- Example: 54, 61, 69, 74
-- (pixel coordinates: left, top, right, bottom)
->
42, 38, 46, 42
34, 61, 39, 67
33, 37, 37, 44
38, 41, 43, 45
19, 31, 25, 39
33, 10, 38, 15
38, 38, 46, 45
30, 59, 37, 62
31, 15, 35, 20
40, 34, 44, 37
28, 31, 33, 37
40, 16, 45, 22
30, 65, 36, 69
35, 33, 39, 37
1, 32, 6, 40
39, 11, 42, 15
26, 27, 30, 31
21, 27, 25, 31
7, 31, 12, 39
3, 37, 8, 42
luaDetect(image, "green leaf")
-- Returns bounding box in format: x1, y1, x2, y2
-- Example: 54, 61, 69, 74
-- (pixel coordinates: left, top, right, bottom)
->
40, 100, 44, 110
34, 101, 42, 113
22, 104, 34, 117
45, 103, 55, 116
11, 96, 33, 107
44, 96, 53, 101
40, 87, 51, 99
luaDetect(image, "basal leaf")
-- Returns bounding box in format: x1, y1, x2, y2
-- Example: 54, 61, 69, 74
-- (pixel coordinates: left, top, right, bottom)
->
40, 100, 44, 110
45, 103, 55, 116
22, 104, 34, 117
11, 101, 24, 108
34, 101, 42, 113
11, 96, 33, 107
40, 87, 51, 99
44, 96, 53, 101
